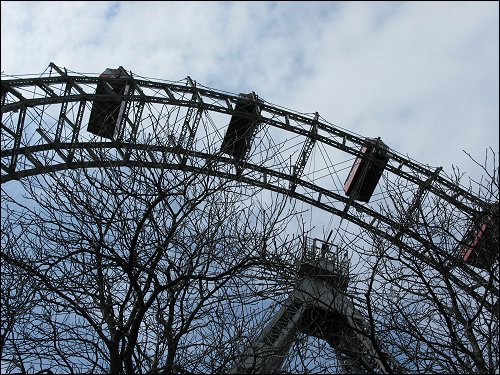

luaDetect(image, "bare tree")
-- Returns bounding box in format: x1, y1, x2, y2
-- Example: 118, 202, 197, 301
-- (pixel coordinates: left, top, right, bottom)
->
0, 159, 301, 374
232, 149, 498, 374
1, 146, 498, 374
353, 148, 499, 374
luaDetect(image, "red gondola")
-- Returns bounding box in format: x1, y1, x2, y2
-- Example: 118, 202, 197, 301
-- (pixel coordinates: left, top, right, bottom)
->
344, 138, 389, 203
461, 203, 499, 270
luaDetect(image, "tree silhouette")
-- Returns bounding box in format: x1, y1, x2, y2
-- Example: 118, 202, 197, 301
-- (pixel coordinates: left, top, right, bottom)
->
1, 149, 498, 374
1, 160, 300, 374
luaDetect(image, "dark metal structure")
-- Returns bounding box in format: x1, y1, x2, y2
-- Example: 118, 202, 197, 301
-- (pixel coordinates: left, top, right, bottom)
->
221, 92, 262, 162
87, 66, 132, 139
1, 63, 498, 373
231, 238, 401, 374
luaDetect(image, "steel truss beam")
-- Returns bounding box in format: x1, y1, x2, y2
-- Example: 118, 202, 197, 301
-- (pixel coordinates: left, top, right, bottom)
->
1, 67, 497, 317
1, 74, 485, 215
290, 112, 318, 192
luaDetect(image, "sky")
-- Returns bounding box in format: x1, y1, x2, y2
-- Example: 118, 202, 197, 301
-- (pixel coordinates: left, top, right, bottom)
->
1, 2, 498, 372
1, 1, 498, 182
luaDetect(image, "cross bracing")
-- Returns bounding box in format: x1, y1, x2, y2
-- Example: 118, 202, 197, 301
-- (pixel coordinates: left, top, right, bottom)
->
1, 63, 497, 316
1, 65, 498, 374
0, 64, 486, 209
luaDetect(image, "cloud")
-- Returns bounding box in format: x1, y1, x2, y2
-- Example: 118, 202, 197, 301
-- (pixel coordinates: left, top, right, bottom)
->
281, 2, 499, 177
1, 3, 498, 369
1, 1, 498, 182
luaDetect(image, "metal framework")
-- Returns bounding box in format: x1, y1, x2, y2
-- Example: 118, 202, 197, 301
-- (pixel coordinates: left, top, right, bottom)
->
231, 238, 401, 374
1, 63, 498, 372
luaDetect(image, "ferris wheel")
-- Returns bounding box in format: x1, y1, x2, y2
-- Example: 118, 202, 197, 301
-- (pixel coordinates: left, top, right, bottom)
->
1, 63, 497, 373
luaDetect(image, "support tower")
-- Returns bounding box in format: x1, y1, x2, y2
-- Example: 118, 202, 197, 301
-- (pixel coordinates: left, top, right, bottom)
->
232, 238, 398, 374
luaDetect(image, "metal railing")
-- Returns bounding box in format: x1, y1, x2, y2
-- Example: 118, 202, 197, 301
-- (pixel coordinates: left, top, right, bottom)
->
301, 237, 350, 280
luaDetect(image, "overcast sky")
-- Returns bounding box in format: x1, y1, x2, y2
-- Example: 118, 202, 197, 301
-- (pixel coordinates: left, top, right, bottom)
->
1, 1, 499, 183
